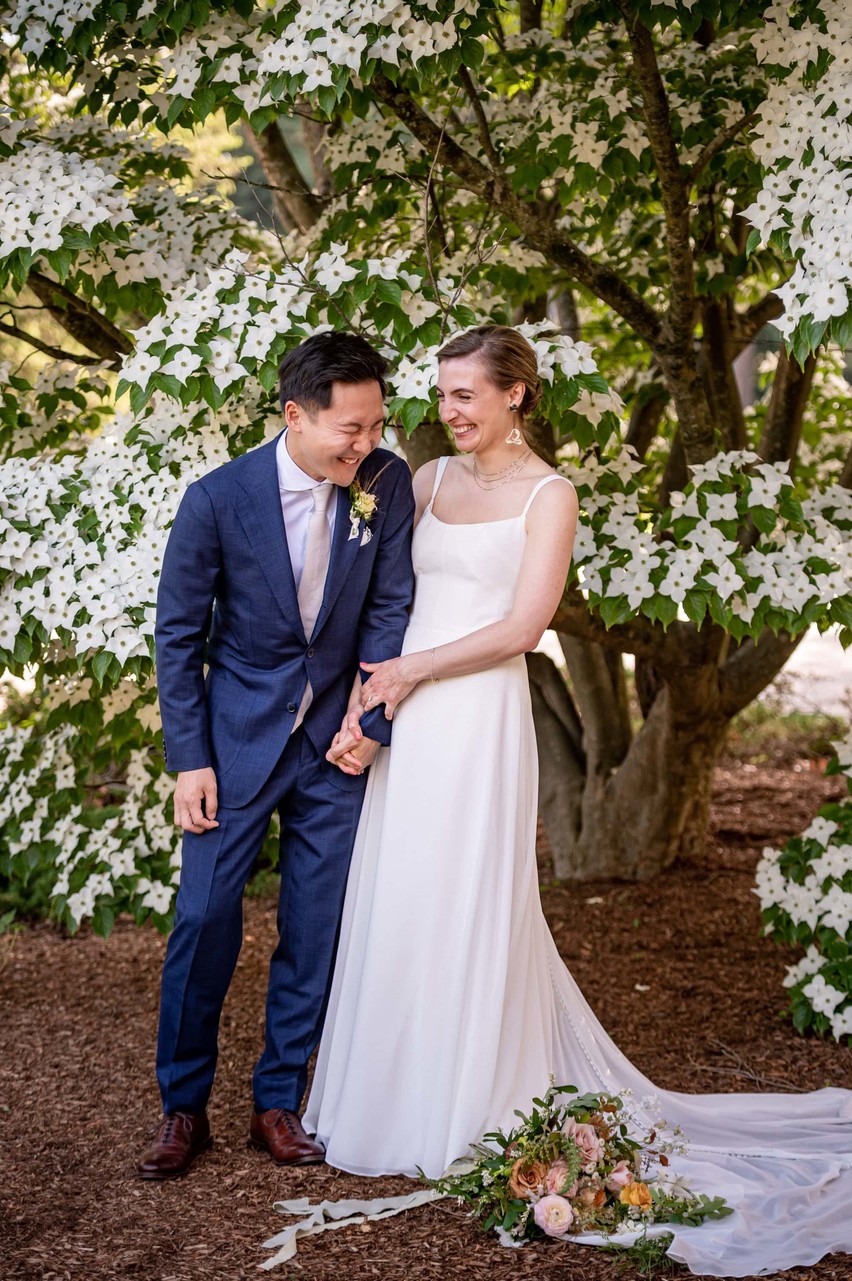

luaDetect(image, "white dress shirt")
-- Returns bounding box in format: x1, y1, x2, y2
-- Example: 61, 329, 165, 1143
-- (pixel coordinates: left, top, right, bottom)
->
276, 431, 337, 590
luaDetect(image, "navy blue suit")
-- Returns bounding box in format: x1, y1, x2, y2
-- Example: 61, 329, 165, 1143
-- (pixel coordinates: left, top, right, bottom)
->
154, 436, 415, 1113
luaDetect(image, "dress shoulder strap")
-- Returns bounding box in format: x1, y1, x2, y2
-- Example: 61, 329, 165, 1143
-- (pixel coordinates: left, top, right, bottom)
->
521, 472, 574, 518
429, 455, 451, 506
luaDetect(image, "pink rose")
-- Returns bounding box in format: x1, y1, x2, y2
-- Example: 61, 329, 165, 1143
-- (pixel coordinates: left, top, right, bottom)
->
563, 1118, 605, 1171
545, 1159, 578, 1197
606, 1160, 634, 1192
533, 1194, 575, 1237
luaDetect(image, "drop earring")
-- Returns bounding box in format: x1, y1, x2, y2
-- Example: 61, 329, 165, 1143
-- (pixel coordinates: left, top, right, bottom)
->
505, 403, 524, 446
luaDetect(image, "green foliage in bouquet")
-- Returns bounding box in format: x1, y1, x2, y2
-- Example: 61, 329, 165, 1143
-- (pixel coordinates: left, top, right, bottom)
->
432, 1083, 731, 1250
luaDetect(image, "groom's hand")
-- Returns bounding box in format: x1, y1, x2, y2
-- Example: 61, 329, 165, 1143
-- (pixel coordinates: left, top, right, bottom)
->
326, 731, 380, 775
174, 767, 220, 833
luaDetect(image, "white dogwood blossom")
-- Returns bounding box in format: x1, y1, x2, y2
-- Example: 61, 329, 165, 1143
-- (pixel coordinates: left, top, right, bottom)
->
755, 747, 852, 1043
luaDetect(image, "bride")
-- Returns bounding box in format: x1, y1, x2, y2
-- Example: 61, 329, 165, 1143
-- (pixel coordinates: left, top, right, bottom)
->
302, 325, 852, 1277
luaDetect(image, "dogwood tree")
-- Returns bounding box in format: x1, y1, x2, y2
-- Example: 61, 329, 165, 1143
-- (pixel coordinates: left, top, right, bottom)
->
0, 0, 850, 934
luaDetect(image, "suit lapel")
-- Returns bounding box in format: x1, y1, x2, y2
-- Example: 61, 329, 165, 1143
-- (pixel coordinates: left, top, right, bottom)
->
313, 483, 361, 637
234, 437, 306, 643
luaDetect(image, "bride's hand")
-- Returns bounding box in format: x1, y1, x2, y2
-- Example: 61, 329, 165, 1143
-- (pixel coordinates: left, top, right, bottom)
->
360, 654, 424, 719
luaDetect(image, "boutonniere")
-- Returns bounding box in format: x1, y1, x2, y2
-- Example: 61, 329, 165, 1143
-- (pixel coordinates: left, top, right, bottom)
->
347, 464, 390, 542
349, 480, 378, 526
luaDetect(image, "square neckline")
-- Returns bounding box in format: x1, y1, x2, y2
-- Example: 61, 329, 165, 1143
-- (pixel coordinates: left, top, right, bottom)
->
427, 455, 569, 527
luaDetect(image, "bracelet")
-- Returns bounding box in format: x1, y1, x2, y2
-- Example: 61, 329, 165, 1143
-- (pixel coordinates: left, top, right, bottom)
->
430, 647, 439, 683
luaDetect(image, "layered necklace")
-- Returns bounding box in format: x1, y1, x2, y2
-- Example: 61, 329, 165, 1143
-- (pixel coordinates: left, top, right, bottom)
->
472, 448, 532, 491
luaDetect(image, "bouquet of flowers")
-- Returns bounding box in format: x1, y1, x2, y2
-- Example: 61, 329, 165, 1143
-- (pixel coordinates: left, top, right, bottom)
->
433, 1083, 731, 1247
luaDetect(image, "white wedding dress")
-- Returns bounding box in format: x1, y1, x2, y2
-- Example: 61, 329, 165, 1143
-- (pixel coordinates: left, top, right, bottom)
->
303, 458, 852, 1277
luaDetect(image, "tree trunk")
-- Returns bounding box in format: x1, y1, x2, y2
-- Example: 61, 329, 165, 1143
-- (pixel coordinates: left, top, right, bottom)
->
396, 419, 453, 471
529, 653, 731, 879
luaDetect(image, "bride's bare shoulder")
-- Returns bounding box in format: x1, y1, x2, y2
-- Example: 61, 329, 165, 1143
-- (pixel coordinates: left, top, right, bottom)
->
412, 457, 442, 504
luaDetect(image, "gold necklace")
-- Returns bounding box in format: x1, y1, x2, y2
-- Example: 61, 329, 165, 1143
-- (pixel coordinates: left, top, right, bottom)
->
472, 449, 532, 490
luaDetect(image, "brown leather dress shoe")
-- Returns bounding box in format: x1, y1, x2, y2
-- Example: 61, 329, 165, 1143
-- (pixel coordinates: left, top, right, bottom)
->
137, 1111, 212, 1180
249, 1109, 325, 1166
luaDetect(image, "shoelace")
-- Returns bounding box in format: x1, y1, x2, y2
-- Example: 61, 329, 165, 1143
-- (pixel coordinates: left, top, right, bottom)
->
271, 1109, 298, 1135
157, 1113, 189, 1144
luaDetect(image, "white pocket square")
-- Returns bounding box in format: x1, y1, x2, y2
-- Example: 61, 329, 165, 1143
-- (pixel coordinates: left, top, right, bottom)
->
360, 526, 373, 546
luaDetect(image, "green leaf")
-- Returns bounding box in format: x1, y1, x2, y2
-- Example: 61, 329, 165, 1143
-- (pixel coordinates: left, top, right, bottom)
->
397, 398, 429, 436
91, 649, 113, 687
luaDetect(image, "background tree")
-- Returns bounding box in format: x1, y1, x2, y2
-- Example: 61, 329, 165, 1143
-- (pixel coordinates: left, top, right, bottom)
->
0, 0, 849, 934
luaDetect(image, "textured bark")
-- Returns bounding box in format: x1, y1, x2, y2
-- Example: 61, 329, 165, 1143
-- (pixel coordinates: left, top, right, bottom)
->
758, 348, 817, 470
634, 655, 664, 719
526, 652, 586, 879
658, 426, 688, 507
699, 298, 746, 450
0, 319, 104, 366
719, 630, 804, 718
625, 381, 668, 460
27, 272, 132, 364
552, 287, 581, 339
656, 346, 717, 465
840, 442, 852, 489
558, 634, 631, 775
243, 121, 324, 233
618, 5, 694, 348
520, 0, 544, 30
395, 420, 453, 472
530, 654, 731, 880
550, 588, 713, 667
300, 113, 333, 198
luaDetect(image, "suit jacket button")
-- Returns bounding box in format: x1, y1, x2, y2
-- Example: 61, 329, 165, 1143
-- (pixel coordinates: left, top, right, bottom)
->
287, 702, 297, 714
307, 647, 315, 658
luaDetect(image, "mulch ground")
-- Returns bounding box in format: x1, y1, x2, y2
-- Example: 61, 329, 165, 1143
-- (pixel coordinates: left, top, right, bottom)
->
1, 761, 850, 1281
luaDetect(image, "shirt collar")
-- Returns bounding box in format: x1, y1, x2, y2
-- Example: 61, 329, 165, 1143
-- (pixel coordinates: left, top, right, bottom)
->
276, 429, 327, 492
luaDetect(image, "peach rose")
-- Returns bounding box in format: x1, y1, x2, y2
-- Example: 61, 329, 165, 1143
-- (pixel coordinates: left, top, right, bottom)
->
545, 1159, 578, 1197
576, 1182, 607, 1209
620, 1181, 653, 1210
508, 1158, 548, 1200
606, 1160, 634, 1192
564, 1118, 605, 1171
533, 1194, 575, 1237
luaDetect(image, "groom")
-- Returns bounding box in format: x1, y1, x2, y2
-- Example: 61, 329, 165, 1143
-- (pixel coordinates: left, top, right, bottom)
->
138, 331, 415, 1179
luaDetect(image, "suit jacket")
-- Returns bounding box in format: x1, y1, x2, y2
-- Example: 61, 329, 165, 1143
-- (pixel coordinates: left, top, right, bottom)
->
155, 436, 415, 808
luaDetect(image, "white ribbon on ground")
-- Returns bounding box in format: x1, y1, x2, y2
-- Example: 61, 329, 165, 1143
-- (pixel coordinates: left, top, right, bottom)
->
260, 1188, 447, 1269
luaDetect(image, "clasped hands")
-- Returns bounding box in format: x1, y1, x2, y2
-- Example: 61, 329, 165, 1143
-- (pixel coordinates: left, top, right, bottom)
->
325, 655, 421, 776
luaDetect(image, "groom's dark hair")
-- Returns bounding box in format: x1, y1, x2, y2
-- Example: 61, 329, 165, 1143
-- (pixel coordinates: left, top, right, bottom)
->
278, 331, 388, 413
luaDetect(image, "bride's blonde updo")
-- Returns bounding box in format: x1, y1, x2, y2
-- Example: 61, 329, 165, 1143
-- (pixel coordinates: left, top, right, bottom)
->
437, 325, 542, 423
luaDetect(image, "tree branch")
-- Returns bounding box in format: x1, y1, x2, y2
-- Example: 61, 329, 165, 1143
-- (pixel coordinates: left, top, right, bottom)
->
0, 319, 104, 365
736, 291, 783, 348
559, 633, 632, 774
689, 110, 758, 184
520, 0, 544, 30
719, 630, 805, 718
618, 4, 694, 346
551, 588, 713, 668
840, 440, 852, 489
625, 376, 669, 460
372, 73, 664, 347
457, 65, 499, 168
243, 120, 324, 233
758, 347, 816, 470
27, 272, 133, 364
699, 297, 746, 450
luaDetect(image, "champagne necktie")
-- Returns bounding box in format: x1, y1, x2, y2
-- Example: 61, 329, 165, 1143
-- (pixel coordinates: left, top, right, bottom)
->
293, 481, 333, 731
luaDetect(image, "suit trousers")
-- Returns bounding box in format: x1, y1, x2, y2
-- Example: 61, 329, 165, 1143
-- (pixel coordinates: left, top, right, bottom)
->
156, 727, 368, 1115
